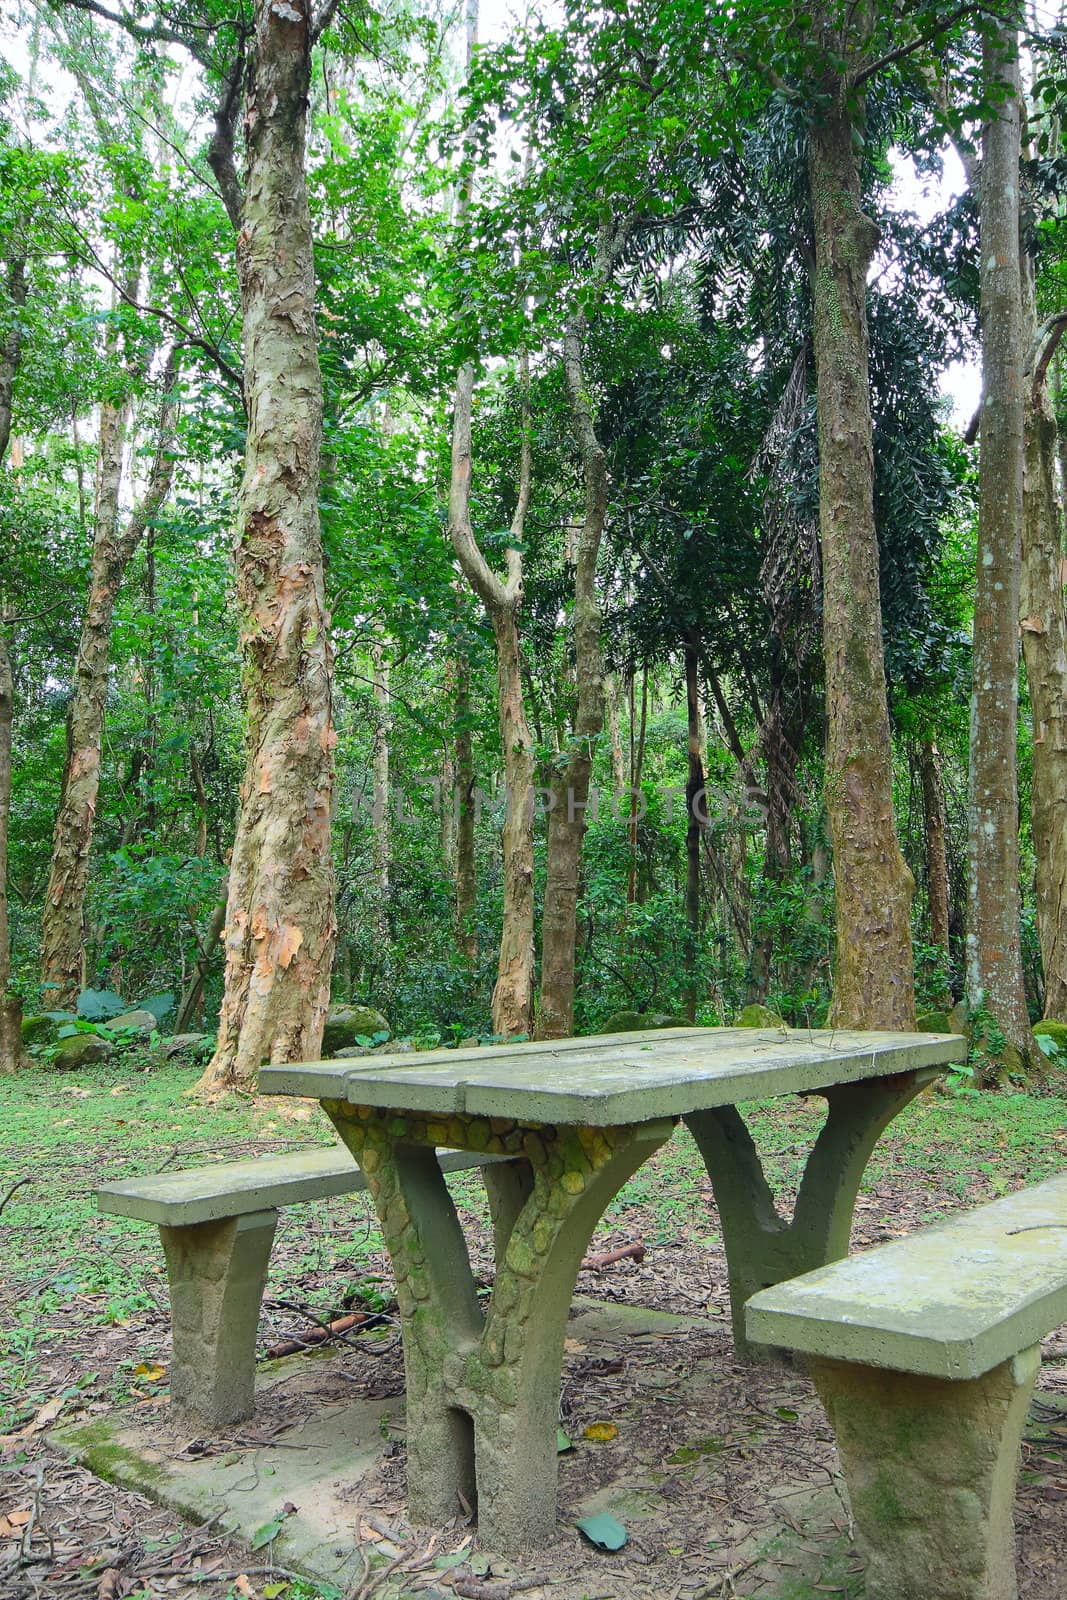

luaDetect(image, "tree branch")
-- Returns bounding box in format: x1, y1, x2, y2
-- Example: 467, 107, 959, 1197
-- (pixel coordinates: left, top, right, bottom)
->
58, 209, 243, 392
1030, 311, 1067, 401
448, 362, 509, 613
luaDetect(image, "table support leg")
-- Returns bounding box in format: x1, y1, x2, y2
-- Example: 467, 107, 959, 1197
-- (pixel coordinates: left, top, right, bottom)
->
323, 1101, 674, 1552
686, 1070, 934, 1356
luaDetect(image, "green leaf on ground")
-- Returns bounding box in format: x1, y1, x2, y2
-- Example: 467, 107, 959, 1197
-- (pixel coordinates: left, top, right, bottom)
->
575, 1512, 627, 1550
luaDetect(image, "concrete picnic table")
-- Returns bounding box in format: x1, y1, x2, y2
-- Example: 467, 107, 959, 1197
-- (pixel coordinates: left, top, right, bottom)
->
260, 1024, 965, 1552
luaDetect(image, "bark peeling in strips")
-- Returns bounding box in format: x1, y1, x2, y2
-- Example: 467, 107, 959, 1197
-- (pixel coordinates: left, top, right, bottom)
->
196, 0, 336, 1093
808, 86, 915, 1029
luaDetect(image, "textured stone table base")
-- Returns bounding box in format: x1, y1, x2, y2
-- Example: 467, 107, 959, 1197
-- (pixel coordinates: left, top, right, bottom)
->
809, 1346, 1040, 1600
323, 1098, 675, 1553
686, 1069, 935, 1355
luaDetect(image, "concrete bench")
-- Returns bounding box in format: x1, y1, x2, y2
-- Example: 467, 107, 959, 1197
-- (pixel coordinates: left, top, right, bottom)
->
745, 1170, 1067, 1600
98, 1145, 496, 1430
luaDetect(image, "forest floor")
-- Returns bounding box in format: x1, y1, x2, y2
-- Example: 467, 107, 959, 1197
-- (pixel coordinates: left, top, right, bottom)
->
1, 1055, 1066, 1600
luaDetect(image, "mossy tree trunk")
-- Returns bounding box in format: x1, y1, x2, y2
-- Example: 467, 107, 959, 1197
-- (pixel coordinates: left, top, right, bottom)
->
967, 28, 1037, 1072
808, 89, 916, 1029
196, 0, 336, 1093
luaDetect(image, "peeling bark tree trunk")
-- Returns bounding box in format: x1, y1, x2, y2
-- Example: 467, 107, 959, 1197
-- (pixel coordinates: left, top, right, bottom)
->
1021, 368, 1067, 1020
809, 90, 916, 1030
196, 0, 336, 1093
40, 356, 178, 1010
683, 639, 704, 1023
0, 258, 25, 1071
967, 28, 1036, 1071
536, 315, 609, 1039
919, 739, 951, 964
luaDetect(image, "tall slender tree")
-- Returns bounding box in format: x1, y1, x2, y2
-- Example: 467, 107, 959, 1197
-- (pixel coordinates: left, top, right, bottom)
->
40, 344, 178, 1007
967, 22, 1036, 1071
806, 24, 915, 1029
0, 255, 25, 1071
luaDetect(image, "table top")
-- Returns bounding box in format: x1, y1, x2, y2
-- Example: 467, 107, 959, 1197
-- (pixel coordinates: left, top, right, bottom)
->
259, 1025, 966, 1128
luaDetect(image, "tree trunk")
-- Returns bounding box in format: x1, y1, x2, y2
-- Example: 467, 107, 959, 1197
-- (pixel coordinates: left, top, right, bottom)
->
683, 639, 704, 1022
747, 657, 805, 1003
175, 880, 228, 1035
41, 358, 177, 1010
628, 668, 648, 905
0, 258, 25, 1071
1021, 373, 1067, 1020
919, 739, 951, 964
0, 623, 18, 1072
447, 341, 536, 1035
605, 673, 626, 795
196, 0, 336, 1093
967, 28, 1036, 1072
536, 315, 609, 1038
453, 651, 478, 961
371, 643, 391, 942
809, 92, 916, 1030
491, 604, 536, 1034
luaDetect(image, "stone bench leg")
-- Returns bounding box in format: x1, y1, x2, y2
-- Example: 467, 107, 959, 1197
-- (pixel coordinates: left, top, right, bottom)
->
686, 1069, 935, 1355
808, 1346, 1040, 1600
323, 1099, 674, 1553
159, 1209, 278, 1429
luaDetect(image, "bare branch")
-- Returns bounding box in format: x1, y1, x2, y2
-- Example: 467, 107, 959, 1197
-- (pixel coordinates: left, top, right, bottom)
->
311, 0, 342, 44
59, 209, 243, 392
1031, 311, 1067, 400
207, 42, 247, 231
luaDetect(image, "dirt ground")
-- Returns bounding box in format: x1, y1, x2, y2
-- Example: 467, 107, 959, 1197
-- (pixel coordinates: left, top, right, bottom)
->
2, 1104, 1066, 1600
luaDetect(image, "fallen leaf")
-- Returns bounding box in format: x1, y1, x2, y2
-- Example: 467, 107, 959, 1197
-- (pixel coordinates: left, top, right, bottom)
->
583, 1422, 618, 1442
556, 1427, 575, 1453
575, 1512, 627, 1550
134, 1363, 166, 1383
234, 1577, 255, 1598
